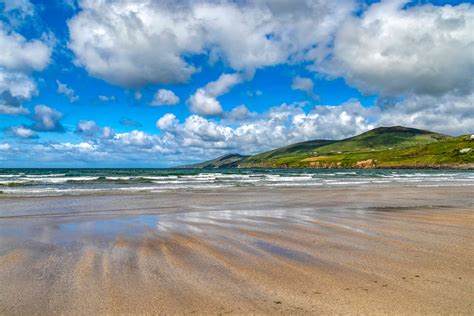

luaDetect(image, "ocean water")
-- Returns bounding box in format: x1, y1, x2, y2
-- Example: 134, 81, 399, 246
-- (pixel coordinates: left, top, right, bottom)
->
0, 168, 473, 196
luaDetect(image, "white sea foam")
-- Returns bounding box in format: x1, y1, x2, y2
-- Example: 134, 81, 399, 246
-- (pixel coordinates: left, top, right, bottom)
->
19, 176, 100, 183
106, 176, 132, 180
25, 174, 67, 178
1, 170, 473, 196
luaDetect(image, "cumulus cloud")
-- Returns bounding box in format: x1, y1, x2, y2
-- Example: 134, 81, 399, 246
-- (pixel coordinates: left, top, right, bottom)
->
223, 104, 256, 121
0, 143, 11, 151
0, 71, 36, 100
75, 120, 100, 136
76, 119, 115, 139
57, 80, 79, 103
9, 125, 37, 138
66, 0, 472, 102
377, 93, 474, 136
10, 92, 472, 166
316, 0, 474, 97
9, 100, 372, 166
0, 0, 35, 26
188, 73, 245, 116
157, 100, 374, 155
150, 89, 180, 106
112, 130, 158, 149
0, 103, 29, 115
67, 0, 355, 88
291, 76, 319, 99
156, 113, 178, 130
0, 22, 52, 113
0, 25, 51, 72
30, 105, 64, 132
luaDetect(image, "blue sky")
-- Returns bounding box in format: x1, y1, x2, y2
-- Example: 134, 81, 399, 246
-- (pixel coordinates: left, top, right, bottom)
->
0, 0, 473, 167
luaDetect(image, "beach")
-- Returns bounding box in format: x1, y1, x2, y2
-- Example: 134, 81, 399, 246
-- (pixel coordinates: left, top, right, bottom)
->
0, 182, 473, 315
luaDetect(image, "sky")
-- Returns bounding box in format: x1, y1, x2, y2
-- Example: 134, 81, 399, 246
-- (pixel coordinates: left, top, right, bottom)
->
0, 0, 473, 167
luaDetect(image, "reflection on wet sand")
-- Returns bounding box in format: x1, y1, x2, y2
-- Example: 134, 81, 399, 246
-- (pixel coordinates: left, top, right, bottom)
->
0, 185, 473, 314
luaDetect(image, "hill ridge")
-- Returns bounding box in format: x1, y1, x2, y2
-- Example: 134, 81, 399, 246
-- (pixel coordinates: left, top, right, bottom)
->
183, 126, 473, 169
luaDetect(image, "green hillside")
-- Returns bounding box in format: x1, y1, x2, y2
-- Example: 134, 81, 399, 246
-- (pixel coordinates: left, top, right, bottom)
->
185, 126, 474, 169
244, 139, 335, 164
312, 126, 450, 153
182, 153, 249, 169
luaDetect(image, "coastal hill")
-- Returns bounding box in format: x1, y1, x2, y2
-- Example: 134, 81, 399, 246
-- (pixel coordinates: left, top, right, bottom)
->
183, 153, 249, 169
184, 126, 474, 169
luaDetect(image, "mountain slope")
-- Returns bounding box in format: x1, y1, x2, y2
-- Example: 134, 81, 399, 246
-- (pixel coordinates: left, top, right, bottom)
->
314, 126, 450, 153
239, 126, 453, 167
184, 126, 473, 169
183, 154, 248, 168
243, 139, 335, 165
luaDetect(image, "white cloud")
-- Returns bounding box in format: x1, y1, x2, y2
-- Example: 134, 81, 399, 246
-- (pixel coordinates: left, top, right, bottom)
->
291, 76, 319, 99
377, 93, 474, 136
0, 24, 51, 72
102, 126, 115, 139
76, 119, 116, 139
188, 73, 245, 116
22, 100, 371, 166
98, 95, 116, 102
31, 105, 64, 132
0, 0, 34, 14
51, 142, 96, 153
67, 0, 355, 88
150, 89, 180, 106
0, 22, 52, 111
113, 130, 157, 149
224, 104, 256, 121
187, 89, 223, 117
154, 100, 374, 156
317, 1, 474, 97
67, 0, 200, 88
75, 120, 99, 136
156, 113, 178, 130
12, 92, 472, 166
0, 0, 35, 26
0, 103, 29, 115
0, 71, 37, 99
10, 126, 37, 138
56, 80, 79, 103
0, 143, 11, 151
66, 0, 473, 103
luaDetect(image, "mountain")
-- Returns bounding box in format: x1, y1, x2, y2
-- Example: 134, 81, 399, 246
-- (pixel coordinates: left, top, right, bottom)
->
182, 153, 249, 169
184, 126, 474, 169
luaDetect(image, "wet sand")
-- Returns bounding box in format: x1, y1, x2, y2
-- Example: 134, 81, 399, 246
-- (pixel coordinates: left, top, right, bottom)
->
0, 185, 473, 314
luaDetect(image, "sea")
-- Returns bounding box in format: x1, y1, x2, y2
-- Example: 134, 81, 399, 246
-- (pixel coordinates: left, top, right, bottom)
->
0, 168, 473, 197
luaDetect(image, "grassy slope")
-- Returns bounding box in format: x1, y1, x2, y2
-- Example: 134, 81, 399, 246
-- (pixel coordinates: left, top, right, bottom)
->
184, 154, 249, 168
243, 140, 335, 164
185, 127, 474, 169
238, 126, 463, 168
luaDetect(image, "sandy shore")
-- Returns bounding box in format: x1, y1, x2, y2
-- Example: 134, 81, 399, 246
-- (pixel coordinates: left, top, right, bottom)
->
0, 185, 473, 314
